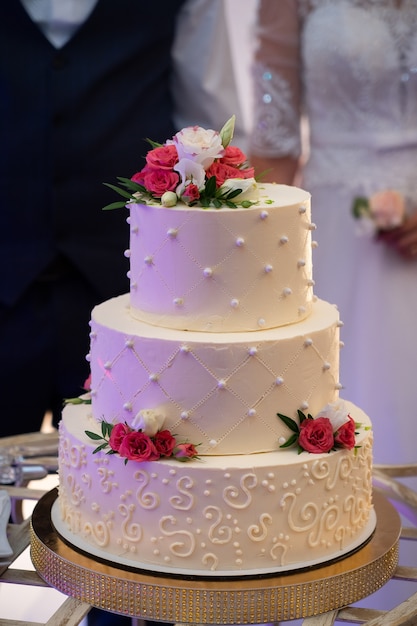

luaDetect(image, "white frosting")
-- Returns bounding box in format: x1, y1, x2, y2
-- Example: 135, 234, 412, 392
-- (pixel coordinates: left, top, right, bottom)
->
56, 182, 374, 577
128, 184, 313, 332
57, 402, 374, 576
89, 295, 340, 455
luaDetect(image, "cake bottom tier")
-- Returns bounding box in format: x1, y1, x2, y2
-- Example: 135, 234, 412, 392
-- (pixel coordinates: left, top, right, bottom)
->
56, 402, 374, 576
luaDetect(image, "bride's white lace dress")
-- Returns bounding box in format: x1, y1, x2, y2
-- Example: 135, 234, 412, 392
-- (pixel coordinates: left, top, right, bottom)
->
250, 0, 417, 465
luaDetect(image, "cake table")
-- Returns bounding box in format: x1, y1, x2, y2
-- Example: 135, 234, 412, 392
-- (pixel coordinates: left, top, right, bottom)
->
30, 488, 400, 623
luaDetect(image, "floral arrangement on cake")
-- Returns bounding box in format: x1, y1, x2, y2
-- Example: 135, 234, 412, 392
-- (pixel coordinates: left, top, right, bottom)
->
352, 189, 405, 236
86, 409, 199, 463
103, 115, 259, 209
277, 400, 360, 454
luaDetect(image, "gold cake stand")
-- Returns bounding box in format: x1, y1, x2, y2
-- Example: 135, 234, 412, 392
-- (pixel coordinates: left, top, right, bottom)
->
30, 489, 400, 623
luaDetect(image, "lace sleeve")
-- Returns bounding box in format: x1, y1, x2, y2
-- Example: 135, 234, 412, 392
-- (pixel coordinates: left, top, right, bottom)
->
249, 0, 303, 159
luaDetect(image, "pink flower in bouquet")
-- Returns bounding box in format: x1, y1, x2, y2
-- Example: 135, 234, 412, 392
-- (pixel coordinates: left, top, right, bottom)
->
83, 374, 92, 391
181, 183, 200, 204
175, 442, 199, 460
108, 422, 132, 452
369, 189, 405, 230
298, 417, 334, 453
146, 144, 178, 169
139, 168, 179, 198
118, 431, 160, 462
334, 415, 356, 449
206, 161, 255, 188
221, 145, 247, 167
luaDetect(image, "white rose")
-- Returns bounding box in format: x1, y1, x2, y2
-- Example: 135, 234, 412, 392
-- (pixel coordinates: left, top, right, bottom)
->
131, 409, 165, 436
174, 158, 206, 196
218, 178, 259, 203
316, 400, 350, 431
161, 191, 178, 207
172, 126, 224, 168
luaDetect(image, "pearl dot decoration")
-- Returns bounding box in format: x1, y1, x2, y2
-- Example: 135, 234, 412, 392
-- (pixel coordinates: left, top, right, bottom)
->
217, 379, 226, 389
280, 235, 289, 244
260, 210, 269, 219
235, 237, 245, 247
298, 205, 307, 214
180, 411, 190, 420
230, 298, 239, 308
144, 255, 153, 265
248, 347, 258, 356
180, 345, 190, 353
149, 373, 159, 382
257, 318, 266, 327
282, 287, 292, 296
297, 259, 306, 268
203, 267, 213, 277
167, 228, 178, 238
304, 338, 313, 347
173, 297, 184, 307
123, 402, 132, 412
276, 376, 284, 385
247, 408, 256, 417
264, 264, 273, 273
300, 401, 309, 410
124, 249, 131, 258
104, 361, 112, 370
125, 339, 134, 348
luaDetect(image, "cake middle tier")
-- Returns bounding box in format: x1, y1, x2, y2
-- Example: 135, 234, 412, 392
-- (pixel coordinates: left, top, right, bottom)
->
88, 295, 341, 456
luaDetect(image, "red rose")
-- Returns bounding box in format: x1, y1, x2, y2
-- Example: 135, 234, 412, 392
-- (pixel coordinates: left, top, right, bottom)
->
221, 145, 247, 167
146, 144, 178, 170
118, 431, 160, 462
153, 429, 177, 457
181, 183, 200, 204
175, 442, 198, 460
334, 415, 356, 449
108, 422, 132, 452
206, 162, 255, 187
298, 417, 334, 453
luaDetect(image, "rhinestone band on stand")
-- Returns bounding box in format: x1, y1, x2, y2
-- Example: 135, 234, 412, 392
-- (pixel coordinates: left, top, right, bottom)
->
30, 489, 400, 623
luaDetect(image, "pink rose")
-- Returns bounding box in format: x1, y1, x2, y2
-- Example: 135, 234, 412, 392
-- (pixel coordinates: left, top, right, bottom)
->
298, 417, 334, 453
108, 422, 132, 452
221, 145, 247, 167
334, 415, 356, 449
118, 431, 160, 462
146, 144, 178, 170
131, 165, 151, 186
206, 162, 255, 187
181, 183, 200, 204
153, 429, 177, 457
83, 374, 91, 391
142, 168, 179, 197
175, 442, 198, 460
369, 189, 405, 230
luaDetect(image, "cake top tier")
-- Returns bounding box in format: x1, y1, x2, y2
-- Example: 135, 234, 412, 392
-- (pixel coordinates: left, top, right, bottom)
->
105, 117, 314, 332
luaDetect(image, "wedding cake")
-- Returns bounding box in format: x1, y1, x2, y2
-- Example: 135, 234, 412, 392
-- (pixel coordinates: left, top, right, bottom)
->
55, 118, 374, 576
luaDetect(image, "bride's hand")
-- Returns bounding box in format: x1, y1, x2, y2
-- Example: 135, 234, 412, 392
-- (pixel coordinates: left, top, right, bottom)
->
378, 210, 417, 260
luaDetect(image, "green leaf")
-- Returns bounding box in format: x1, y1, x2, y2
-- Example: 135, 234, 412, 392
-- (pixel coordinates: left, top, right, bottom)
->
297, 410, 309, 423
103, 182, 133, 199
93, 442, 109, 454
85, 430, 103, 441
279, 433, 298, 448
223, 187, 243, 200
219, 115, 235, 148
204, 175, 217, 198
102, 201, 127, 211
277, 413, 300, 433
352, 196, 369, 219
